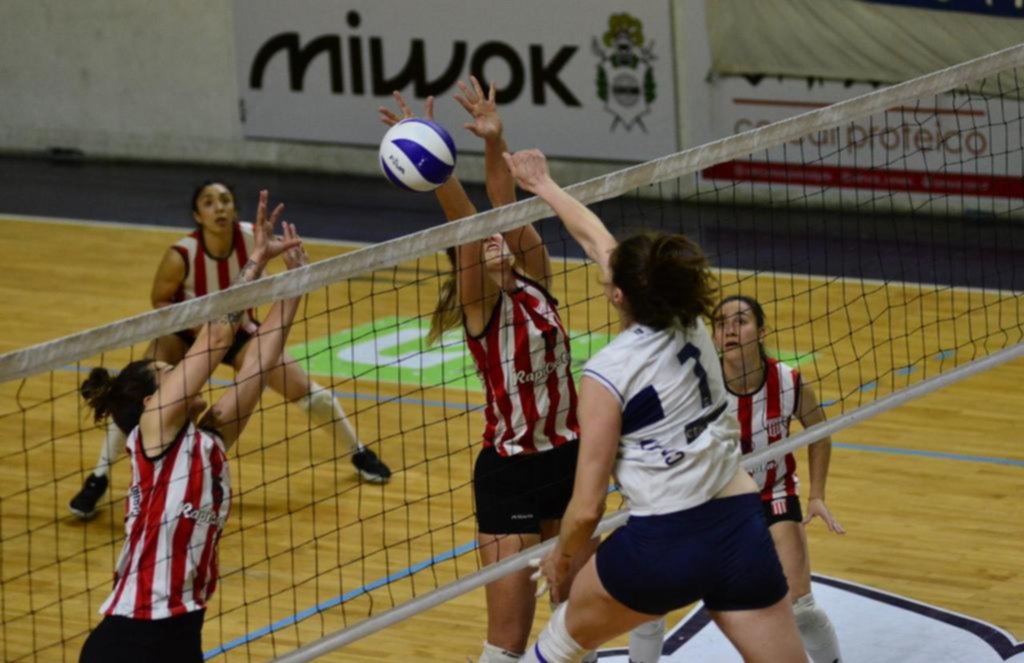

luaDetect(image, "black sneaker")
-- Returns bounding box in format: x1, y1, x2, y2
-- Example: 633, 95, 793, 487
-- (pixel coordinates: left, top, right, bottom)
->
69, 473, 109, 520
352, 449, 391, 484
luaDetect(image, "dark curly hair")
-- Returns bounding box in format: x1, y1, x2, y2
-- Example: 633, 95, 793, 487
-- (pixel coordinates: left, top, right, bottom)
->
609, 232, 717, 329
80, 360, 158, 435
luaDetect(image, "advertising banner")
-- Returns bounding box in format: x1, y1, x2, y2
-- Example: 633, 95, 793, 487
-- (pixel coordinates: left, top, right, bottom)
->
702, 76, 1024, 209
233, 0, 677, 161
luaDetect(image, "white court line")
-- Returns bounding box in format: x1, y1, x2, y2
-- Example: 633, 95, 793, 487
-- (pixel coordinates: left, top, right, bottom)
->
3, 212, 1020, 296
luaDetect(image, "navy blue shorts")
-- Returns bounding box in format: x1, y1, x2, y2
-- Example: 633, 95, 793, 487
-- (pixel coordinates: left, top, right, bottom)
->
595, 493, 789, 614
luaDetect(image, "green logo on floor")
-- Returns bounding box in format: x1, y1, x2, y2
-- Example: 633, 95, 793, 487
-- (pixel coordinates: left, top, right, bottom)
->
289, 316, 615, 391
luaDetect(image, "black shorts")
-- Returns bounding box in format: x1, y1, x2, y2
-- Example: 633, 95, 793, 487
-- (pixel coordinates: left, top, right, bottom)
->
79, 610, 204, 663
762, 495, 803, 527
595, 493, 789, 614
174, 329, 253, 366
473, 439, 579, 535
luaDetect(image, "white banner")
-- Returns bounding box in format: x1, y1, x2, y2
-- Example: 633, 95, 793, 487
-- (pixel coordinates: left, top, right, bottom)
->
232, 0, 677, 161
701, 76, 1024, 211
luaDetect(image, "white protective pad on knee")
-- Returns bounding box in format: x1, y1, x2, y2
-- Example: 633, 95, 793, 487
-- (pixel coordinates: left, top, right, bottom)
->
477, 640, 521, 663
793, 593, 842, 663
298, 384, 360, 453
628, 617, 666, 663
93, 419, 127, 477
520, 603, 588, 663
551, 602, 597, 663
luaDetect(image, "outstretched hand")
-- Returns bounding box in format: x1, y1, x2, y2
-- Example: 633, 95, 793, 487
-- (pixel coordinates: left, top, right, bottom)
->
502, 149, 553, 194
253, 190, 302, 263
454, 76, 502, 141
280, 221, 309, 270
530, 552, 572, 604
803, 498, 846, 534
378, 90, 435, 127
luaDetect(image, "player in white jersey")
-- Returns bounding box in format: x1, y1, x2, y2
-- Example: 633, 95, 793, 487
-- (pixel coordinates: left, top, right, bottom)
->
78, 192, 305, 662
503, 150, 806, 663
632, 295, 847, 662
712, 294, 845, 663
380, 85, 597, 663
70, 182, 390, 519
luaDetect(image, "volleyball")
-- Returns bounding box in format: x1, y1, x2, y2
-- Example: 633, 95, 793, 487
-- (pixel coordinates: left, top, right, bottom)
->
379, 119, 457, 192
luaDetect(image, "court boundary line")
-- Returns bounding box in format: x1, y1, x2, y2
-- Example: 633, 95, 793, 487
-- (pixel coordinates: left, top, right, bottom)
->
600, 573, 1024, 659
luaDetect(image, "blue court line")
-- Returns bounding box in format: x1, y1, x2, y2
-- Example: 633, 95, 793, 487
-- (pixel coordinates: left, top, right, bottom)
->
203, 442, 1022, 659
203, 540, 480, 659
833, 442, 1024, 467
60, 364, 1024, 471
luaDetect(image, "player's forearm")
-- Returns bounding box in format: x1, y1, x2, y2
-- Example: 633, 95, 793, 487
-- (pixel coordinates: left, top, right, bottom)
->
434, 176, 477, 222
554, 497, 604, 559
210, 255, 267, 333
246, 296, 299, 375
807, 437, 832, 501
484, 134, 515, 208
532, 180, 616, 268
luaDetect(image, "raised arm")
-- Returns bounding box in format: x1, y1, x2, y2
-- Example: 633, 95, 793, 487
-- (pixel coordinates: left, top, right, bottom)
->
379, 91, 497, 332
151, 248, 186, 309
456, 77, 550, 286
796, 380, 845, 534
202, 222, 307, 447
456, 77, 515, 208
139, 191, 297, 455
504, 149, 618, 280
538, 376, 619, 603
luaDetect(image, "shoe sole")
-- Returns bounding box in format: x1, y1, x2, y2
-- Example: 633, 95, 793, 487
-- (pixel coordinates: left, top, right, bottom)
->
357, 470, 391, 484
69, 506, 98, 521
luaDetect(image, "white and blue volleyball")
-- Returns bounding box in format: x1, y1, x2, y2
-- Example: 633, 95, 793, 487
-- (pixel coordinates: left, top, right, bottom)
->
379, 119, 457, 192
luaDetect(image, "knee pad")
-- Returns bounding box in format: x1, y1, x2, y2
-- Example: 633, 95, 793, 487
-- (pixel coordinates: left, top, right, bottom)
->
523, 603, 587, 663
793, 593, 842, 662
628, 617, 665, 663
298, 384, 336, 422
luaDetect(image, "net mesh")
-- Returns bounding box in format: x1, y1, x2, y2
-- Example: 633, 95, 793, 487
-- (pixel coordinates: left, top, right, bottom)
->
1, 47, 1023, 661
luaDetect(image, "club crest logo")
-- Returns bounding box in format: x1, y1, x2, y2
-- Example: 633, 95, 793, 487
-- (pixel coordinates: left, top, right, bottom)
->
593, 13, 657, 132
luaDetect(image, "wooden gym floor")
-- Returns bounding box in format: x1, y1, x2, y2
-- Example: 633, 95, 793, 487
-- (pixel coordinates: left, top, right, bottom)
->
0, 214, 1022, 661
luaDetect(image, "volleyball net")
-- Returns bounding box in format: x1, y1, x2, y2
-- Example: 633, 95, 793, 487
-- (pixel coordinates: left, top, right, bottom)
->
1, 44, 1022, 662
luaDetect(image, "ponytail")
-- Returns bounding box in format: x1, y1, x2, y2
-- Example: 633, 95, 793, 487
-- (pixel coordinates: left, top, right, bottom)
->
81, 367, 115, 423
427, 247, 463, 346
610, 232, 717, 329
80, 360, 158, 435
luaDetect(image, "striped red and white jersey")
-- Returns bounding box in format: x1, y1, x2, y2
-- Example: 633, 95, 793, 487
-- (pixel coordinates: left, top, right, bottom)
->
726, 357, 802, 502
171, 221, 256, 325
100, 421, 231, 620
465, 272, 579, 456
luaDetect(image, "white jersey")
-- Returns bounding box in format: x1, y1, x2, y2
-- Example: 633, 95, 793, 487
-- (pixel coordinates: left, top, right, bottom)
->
583, 320, 741, 516
101, 421, 231, 620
